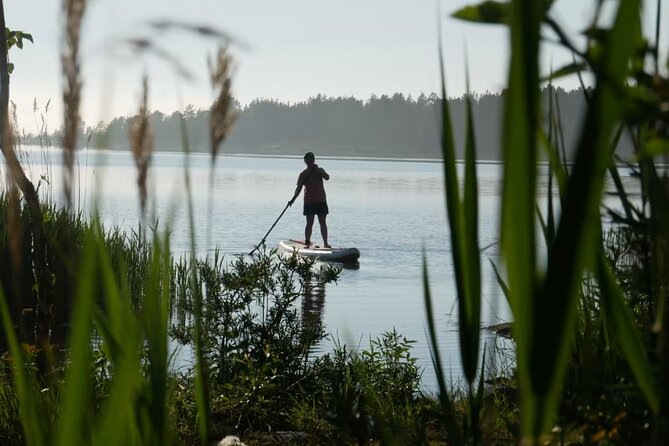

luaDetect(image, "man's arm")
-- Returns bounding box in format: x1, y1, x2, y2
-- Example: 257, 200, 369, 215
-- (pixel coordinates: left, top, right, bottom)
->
319, 167, 329, 180
288, 183, 302, 206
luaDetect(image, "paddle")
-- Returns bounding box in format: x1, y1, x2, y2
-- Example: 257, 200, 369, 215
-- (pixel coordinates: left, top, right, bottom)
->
249, 163, 319, 256
248, 202, 292, 256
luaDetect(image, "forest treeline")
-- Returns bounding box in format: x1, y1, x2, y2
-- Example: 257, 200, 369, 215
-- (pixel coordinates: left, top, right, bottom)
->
29, 87, 632, 160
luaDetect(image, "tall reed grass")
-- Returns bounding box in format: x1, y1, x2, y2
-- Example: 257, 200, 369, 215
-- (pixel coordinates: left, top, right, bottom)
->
424, 0, 669, 443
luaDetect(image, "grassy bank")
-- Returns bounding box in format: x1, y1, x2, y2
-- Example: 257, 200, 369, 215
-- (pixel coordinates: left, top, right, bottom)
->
0, 196, 450, 444
421, 0, 669, 443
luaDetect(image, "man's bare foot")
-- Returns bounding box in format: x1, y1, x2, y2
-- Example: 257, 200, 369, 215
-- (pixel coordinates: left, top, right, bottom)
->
304, 240, 311, 246
324, 244, 332, 248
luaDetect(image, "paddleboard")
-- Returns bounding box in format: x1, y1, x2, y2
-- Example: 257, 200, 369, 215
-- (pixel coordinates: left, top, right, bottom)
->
278, 240, 360, 264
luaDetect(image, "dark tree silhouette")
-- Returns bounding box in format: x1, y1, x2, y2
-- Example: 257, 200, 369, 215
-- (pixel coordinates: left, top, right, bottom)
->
34, 87, 632, 161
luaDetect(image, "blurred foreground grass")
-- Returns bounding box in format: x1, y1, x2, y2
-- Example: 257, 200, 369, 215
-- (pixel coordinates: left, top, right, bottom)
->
2, 0, 669, 444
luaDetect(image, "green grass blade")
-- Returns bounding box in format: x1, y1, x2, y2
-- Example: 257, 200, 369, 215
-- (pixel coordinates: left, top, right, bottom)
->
456, 59, 481, 385
530, 0, 642, 435
574, 54, 592, 105
452, 1, 510, 25
535, 204, 549, 249
55, 234, 96, 446
547, 168, 555, 246
488, 259, 511, 304
500, 0, 542, 435
540, 61, 586, 82
92, 225, 142, 444
435, 22, 484, 393
193, 271, 210, 446
422, 255, 464, 446
138, 232, 171, 444
95, 226, 138, 363
501, 0, 541, 311
644, 163, 669, 332
180, 111, 211, 445
553, 92, 570, 176
546, 83, 556, 248
94, 361, 141, 445
469, 348, 486, 443
654, 0, 661, 74
462, 62, 482, 386
607, 129, 635, 222
538, 128, 567, 195
0, 287, 48, 446
597, 251, 659, 412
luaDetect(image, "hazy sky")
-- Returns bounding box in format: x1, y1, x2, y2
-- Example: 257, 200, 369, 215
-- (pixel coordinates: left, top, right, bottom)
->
4, 0, 667, 131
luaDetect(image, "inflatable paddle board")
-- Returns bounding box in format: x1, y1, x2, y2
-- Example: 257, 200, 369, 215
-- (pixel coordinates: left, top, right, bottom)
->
278, 240, 360, 264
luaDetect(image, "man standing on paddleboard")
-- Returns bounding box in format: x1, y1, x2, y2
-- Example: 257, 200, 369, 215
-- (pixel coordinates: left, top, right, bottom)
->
288, 152, 331, 248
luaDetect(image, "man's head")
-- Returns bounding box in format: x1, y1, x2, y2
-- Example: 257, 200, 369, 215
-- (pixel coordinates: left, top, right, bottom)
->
304, 152, 315, 165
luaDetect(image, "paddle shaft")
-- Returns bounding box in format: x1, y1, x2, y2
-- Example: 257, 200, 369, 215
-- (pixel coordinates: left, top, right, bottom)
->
249, 165, 320, 256
248, 202, 291, 256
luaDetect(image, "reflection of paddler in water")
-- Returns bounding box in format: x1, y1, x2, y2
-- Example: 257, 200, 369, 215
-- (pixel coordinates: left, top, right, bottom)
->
301, 278, 326, 344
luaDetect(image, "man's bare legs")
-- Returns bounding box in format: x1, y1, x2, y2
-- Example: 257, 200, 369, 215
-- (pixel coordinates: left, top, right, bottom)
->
305, 214, 315, 245
317, 213, 330, 248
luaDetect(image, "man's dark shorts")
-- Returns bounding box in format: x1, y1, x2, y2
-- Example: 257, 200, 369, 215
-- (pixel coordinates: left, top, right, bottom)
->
303, 201, 329, 216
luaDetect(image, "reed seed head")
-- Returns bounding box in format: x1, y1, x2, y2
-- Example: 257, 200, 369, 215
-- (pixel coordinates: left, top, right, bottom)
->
61, 0, 87, 209
128, 75, 154, 217
209, 46, 236, 161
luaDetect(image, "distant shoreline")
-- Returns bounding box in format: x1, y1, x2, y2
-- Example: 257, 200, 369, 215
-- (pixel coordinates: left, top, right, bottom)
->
20, 144, 513, 165
20, 144, 640, 168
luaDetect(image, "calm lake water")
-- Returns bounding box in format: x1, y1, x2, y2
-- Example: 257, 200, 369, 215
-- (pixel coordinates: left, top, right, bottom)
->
11, 146, 638, 388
